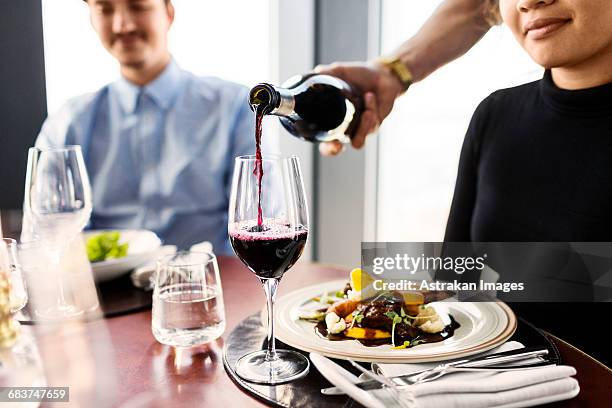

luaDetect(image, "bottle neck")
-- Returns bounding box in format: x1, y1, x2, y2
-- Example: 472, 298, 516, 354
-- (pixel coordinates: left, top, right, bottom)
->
249, 83, 295, 116
272, 88, 295, 116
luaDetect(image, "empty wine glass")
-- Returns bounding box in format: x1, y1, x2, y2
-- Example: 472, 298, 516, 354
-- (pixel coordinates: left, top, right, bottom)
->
228, 155, 309, 384
24, 146, 92, 319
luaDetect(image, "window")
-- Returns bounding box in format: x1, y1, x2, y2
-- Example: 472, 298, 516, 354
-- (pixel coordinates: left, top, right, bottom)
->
41, 0, 271, 114
376, 0, 542, 241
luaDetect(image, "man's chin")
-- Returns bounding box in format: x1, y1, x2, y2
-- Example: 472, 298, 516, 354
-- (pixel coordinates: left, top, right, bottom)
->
115, 55, 146, 70
108, 46, 144, 65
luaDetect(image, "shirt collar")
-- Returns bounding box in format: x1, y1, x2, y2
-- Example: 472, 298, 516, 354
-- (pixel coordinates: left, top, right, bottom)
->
111, 58, 185, 113
540, 70, 612, 116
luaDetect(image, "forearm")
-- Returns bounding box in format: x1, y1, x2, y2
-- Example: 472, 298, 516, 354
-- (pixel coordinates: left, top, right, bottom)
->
390, 0, 494, 82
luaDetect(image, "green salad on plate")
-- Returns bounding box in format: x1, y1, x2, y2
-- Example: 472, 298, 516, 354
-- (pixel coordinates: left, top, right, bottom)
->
86, 231, 129, 262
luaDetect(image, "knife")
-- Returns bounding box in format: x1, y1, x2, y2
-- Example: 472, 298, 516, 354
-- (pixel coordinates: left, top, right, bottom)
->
321, 346, 549, 395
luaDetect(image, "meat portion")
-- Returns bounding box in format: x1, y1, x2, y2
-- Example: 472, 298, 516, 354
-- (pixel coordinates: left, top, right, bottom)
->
355, 295, 402, 331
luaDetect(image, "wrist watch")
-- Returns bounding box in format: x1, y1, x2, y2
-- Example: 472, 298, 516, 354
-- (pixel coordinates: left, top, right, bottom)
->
377, 56, 413, 93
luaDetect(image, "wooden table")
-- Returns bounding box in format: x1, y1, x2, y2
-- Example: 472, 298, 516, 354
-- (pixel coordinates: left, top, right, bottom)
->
31, 256, 611, 407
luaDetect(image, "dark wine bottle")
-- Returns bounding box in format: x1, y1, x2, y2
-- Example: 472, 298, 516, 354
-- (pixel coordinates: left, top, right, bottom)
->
249, 74, 363, 143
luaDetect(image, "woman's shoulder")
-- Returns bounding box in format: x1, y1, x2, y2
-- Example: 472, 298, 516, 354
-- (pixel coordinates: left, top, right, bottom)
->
483, 79, 542, 109
468, 78, 543, 130
464, 78, 543, 149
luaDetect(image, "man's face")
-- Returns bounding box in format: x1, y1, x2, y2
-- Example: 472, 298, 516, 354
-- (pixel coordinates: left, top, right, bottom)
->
499, 0, 612, 69
88, 0, 174, 69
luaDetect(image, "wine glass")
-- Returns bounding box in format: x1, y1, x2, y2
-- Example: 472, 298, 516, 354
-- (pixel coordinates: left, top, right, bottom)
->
23, 146, 92, 319
228, 155, 309, 384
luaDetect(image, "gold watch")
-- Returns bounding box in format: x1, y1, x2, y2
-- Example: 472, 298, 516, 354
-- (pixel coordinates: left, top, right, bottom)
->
377, 56, 413, 93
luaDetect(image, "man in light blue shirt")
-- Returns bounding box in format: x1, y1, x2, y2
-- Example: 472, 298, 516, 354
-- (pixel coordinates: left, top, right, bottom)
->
36, 0, 263, 254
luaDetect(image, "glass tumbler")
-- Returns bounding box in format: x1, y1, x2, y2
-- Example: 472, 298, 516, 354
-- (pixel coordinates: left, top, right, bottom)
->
152, 251, 225, 347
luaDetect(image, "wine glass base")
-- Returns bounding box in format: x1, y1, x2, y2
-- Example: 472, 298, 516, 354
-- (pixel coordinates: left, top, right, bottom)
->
235, 349, 309, 384
35, 304, 84, 320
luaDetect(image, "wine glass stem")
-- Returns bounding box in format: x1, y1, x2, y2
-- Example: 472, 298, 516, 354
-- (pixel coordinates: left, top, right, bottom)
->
261, 277, 279, 362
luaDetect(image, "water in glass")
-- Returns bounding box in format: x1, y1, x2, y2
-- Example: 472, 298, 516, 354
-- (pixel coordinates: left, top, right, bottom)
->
152, 283, 225, 347
152, 251, 225, 348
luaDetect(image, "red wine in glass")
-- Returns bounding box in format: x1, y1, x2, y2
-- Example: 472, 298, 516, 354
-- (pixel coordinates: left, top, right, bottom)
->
229, 223, 308, 279
228, 156, 310, 385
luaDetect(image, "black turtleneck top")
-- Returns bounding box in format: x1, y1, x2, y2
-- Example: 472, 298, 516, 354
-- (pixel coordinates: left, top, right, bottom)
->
445, 71, 612, 241
444, 71, 612, 366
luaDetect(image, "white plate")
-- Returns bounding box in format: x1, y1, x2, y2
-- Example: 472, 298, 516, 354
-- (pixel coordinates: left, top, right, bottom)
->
274, 280, 517, 363
84, 229, 162, 282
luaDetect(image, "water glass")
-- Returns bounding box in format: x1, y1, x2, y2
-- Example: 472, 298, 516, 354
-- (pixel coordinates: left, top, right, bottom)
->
152, 251, 225, 347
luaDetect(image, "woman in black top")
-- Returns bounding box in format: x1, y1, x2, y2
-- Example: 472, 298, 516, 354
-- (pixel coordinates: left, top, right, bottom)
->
446, 71, 612, 241
445, 0, 612, 366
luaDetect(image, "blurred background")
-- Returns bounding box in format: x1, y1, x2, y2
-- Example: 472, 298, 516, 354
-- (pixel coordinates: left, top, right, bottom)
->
0, 0, 540, 267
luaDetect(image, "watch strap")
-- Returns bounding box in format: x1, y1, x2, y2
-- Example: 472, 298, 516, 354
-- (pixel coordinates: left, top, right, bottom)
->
377, 56, 413, 92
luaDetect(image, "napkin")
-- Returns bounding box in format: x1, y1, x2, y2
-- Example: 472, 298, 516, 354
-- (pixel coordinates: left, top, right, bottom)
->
129, 241, 213, 289
371, 342, 580, 408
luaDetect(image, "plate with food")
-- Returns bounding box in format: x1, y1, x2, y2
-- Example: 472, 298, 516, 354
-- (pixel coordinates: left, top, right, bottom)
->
274, 269, 516, 363
84, 229, 162, 282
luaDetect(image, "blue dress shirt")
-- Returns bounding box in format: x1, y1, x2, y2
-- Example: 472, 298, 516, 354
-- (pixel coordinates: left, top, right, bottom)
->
35, 60, 266, 254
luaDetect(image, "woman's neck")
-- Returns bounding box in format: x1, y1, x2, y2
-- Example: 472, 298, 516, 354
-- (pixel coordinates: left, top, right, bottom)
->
552, 45, 612, 90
